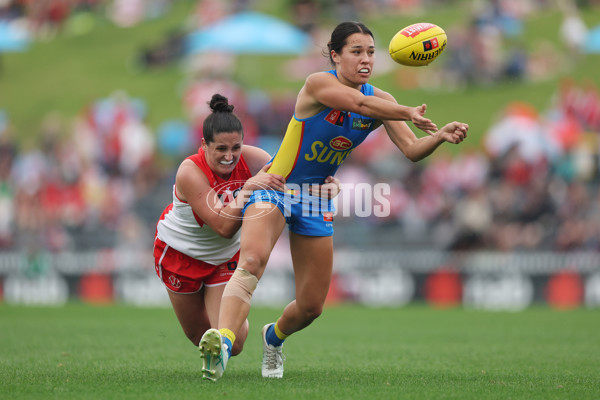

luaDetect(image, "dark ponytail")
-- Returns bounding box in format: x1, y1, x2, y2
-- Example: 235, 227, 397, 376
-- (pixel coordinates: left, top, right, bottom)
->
203, 94, 243, 143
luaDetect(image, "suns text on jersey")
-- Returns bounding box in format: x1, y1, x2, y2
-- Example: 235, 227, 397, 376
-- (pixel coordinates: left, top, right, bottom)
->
305, 140, 353, 165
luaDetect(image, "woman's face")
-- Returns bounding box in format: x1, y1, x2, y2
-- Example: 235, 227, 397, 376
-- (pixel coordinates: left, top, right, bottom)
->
202, 131, 243, 178
332, 33, 375, 88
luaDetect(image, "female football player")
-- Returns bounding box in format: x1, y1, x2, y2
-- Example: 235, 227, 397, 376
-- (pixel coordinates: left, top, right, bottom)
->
199, 22, 469, 381
154, 93, 339, 380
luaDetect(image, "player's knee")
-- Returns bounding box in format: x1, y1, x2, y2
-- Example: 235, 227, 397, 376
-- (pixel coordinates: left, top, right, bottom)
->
241, 254, 267, 273
182, 323, 211, 346
222, 268, 259, 304
231, 339, 244, 356
186, 330, 204, 347
189, 333, 200, 347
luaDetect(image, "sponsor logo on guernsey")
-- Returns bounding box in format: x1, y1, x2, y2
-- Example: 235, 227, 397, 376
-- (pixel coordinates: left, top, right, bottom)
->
217, 186, 241, 205
323, 212, 334, 222
351, 118, 373, 130
330, 136, 353, 151
423, 37, 439, 52
325, 110, 346, 127
400, 23, 436, 38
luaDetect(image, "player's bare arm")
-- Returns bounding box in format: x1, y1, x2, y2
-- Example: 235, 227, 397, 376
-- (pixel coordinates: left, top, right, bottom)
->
373, 87, 437, 135
175, 153, 284, 239
241, 145, 272, 175
241, 145, 285, 190
383, 118, 469, 162
300, 72, 436, 135
175, 160, 243, 238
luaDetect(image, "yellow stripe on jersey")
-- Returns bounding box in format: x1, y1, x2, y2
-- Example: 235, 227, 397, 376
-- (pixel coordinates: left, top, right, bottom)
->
267, 118, 304, 179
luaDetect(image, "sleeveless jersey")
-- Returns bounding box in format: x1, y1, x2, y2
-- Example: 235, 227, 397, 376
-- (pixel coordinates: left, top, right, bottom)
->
156, 148, 252, 265
267, 70, 379, 185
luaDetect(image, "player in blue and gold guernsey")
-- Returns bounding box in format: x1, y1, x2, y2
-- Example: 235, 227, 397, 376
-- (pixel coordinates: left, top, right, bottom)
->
199, 21, 469, 381
267, 69, 377, 187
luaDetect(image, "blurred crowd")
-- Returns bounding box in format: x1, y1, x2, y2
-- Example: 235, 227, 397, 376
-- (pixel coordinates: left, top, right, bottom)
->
2, 77, 599, 253
1, 0, 600, 254
335, 77, 600, 252
0, 92, 161, 251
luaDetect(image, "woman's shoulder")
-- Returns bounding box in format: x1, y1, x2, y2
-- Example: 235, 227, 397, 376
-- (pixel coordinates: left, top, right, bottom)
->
242, 145, 272, 174
174, 157, 211, 201
303, 71, 339, 99
306, 70, 336, 84
242, 145, 269, 159
177, 156, 209, 180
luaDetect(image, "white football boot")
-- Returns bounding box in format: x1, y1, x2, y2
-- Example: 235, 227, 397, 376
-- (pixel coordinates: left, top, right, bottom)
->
199, 329, 228, 381
261, 323, 285, 378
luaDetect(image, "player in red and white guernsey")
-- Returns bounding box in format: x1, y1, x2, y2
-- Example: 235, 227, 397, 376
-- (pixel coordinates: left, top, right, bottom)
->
154, 94, 339, 380
153, 93, 284, 378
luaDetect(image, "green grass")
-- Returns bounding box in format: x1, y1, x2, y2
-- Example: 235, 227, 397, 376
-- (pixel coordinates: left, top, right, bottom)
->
1, 304, 599, 399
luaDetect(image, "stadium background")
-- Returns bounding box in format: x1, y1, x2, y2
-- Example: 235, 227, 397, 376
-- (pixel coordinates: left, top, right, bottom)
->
1, 0, 600, 310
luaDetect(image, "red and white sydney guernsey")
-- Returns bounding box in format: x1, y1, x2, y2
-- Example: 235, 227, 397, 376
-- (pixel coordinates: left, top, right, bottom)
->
156, 148, 252, 265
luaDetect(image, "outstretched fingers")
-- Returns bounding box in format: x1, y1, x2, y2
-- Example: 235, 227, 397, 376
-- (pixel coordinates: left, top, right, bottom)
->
411, 104, 437, 135
413, 117, 438, 135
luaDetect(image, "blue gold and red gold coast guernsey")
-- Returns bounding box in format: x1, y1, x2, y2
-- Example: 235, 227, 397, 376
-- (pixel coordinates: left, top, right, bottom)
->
267, 70, 379, 185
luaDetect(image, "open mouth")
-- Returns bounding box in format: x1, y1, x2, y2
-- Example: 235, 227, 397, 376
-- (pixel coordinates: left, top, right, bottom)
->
359, 68, 370, 74
220, 160, 234, 165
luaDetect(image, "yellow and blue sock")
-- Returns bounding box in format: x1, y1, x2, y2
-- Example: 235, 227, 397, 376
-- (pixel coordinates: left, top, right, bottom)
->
265, 320, 288, 347
219, 328, 235, 358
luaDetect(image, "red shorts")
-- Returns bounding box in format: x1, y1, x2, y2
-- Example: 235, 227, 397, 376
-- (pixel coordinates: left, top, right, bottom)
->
153, 237, 239, 293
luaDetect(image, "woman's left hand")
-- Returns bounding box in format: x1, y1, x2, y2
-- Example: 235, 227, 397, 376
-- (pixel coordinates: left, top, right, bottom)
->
409, 104, 438, 135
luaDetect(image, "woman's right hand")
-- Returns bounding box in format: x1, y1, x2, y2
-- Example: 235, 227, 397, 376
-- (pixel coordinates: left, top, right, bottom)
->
436, 121, 469, 144
243, 163, 286, 192
307, 176, 341, 199
409, 104, 438, 135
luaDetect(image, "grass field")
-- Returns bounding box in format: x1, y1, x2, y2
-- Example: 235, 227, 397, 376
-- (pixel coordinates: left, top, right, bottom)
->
1, 304, 599, 399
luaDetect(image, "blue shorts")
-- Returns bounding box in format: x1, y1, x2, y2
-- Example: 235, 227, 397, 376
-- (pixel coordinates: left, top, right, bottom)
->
243, 190, 334, 237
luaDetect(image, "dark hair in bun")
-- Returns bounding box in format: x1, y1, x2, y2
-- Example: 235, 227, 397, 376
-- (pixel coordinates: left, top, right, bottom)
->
209, 93, 235, 113
203, 93, 243, 143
